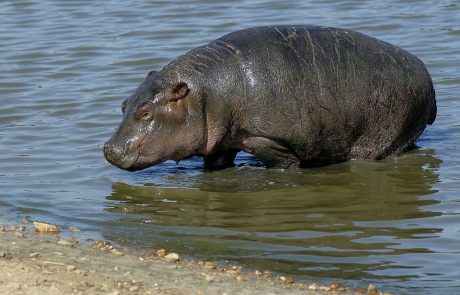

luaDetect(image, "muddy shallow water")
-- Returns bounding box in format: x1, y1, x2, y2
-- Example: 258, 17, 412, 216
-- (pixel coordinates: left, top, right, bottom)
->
1, 1, 459, 294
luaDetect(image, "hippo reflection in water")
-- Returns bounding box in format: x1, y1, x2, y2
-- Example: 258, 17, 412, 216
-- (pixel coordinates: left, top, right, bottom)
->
104, 25, 436, 171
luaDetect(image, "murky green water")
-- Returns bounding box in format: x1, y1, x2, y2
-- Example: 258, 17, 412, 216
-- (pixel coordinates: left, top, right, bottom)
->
1, 1, 459, 293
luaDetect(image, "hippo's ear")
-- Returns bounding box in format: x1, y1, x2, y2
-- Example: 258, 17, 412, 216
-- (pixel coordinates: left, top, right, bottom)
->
166, 82, 189, 102
146, 70, 157, 78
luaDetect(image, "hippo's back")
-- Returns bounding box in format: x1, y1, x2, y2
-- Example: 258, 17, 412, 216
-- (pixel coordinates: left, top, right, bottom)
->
169, 26, 436, 162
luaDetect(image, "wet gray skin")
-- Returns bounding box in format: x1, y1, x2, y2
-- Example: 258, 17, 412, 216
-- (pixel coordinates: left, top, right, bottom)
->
104, 25, 436, 171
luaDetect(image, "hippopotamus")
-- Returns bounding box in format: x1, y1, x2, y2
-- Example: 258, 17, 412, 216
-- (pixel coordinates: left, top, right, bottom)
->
104, 25, 436, 170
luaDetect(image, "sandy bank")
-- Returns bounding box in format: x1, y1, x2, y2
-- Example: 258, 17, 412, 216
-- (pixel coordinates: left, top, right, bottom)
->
0, 222, 391, 295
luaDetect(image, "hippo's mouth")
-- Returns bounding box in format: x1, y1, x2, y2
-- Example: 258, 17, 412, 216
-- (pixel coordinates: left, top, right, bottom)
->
127, 153, 168, 171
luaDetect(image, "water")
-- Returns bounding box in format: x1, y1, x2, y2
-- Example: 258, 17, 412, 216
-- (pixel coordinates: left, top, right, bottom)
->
1, 0, 459, 293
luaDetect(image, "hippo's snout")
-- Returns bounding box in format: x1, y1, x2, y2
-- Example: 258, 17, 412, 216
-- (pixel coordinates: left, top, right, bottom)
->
104, 141, 138, 170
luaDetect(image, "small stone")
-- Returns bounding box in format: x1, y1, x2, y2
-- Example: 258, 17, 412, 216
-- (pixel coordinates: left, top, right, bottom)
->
308, 283, 320, 291
156, 249, 166, 258
254, 270, 262, 276
129, 286, 139, 292
94, 240, 112, 250
0, 251, 6, 258
69, 226, 80, 232
0, 226, 5, 232
66, 265, 76, 272
22, 216, 30, 224
114, 266, 120, 271
367, 284, 379, 295
75, 269, 88, 275
164, 253, 179, 261
279, 276, 287, 281
33, 222, 60, 233
205, 274, 214, 282
203, 261, 215, 269
111, 249, 124, 256
330, 283, 341, 290
58, 239, 73, 246
29, 252, 40, 258
236, 275, 244, 282
18, 225, 26, 232
225, 268, 239, 275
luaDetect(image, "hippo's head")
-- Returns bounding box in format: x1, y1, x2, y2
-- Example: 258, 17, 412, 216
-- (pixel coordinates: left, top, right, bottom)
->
104, 71, 206, 171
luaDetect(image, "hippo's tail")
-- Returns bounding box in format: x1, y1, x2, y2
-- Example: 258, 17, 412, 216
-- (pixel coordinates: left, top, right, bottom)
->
428, 78, 437, 125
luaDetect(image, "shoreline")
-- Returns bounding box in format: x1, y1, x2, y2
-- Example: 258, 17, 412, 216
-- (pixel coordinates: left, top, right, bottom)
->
0, 221, 392, 294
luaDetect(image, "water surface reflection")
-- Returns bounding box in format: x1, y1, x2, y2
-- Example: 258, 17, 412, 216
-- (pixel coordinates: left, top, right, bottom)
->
105, 152, 442, 284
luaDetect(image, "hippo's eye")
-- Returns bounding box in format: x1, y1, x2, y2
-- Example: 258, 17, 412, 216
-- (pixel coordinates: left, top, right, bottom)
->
135, 101, 154, 121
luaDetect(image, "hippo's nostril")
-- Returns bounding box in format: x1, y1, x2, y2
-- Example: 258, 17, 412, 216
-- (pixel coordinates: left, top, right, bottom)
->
103, 140, 139, 170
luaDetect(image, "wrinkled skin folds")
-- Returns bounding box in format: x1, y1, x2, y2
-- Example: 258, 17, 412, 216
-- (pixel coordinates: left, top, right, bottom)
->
104, 25, 436, 171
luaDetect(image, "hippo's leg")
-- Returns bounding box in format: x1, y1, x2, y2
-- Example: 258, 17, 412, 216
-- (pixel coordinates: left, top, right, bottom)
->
242, 137, 300, 169
204, 149, 239, 170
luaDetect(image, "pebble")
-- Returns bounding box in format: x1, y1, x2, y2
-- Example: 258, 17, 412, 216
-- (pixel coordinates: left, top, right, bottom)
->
22, 216, 30, 224
0, 251, 6, 258
308, 283, 320, 290
33, 222, 60, 233
202, 261, 216, 269
58, 239, 73, 247
330, 283, 341, 290
0, 226, 5, 232
66, 265, 76, 272
236, 275, 244, 282
254, 270, 262, 276
368, 284, 379, 295
225, 268, 239, 275
94, 240, 113, 250
206, 275, 214, 283
156, 249, 166, 258
29, 252, 40, 258
129, 286, 139, 292
164, 253, 180, 262
111, 249, 124, 256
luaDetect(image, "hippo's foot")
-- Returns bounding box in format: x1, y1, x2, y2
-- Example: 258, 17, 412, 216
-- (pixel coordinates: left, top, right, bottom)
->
204, 149, 239, 170
241, 137, 300, 169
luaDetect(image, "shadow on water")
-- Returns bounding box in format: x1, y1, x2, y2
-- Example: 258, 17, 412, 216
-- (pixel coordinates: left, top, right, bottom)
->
102, 150, 443, 284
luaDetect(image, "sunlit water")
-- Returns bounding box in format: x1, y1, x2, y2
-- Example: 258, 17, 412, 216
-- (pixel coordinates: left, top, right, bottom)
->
1, 1, 459, 294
